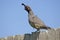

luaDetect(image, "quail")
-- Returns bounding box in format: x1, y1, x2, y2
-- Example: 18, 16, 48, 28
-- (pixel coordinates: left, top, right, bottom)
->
22, 3, 51, 31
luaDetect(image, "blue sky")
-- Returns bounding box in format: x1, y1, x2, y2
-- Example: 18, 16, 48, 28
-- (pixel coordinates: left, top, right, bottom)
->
0, 0, 60, 38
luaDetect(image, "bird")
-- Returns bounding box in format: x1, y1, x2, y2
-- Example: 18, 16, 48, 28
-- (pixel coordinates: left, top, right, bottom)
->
21, 3, 51, 31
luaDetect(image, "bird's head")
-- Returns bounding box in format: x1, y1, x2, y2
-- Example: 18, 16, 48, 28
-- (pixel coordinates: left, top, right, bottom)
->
22, 3, 31, 12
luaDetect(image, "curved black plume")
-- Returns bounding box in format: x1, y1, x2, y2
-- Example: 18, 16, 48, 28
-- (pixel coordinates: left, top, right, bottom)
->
21, 3, 26, 7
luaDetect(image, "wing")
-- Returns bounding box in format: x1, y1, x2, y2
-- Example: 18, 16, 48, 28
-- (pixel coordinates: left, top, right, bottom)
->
32, 16, 45, 26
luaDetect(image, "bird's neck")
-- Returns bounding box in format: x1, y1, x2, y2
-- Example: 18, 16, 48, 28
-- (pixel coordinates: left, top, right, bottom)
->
28, 10, 34, 15
28, 10, 35, 20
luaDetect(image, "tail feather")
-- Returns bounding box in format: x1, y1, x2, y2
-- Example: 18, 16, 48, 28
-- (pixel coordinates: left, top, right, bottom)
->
37, 26, 51, 30
36, 26, 51, 31
41, 26, 51, 29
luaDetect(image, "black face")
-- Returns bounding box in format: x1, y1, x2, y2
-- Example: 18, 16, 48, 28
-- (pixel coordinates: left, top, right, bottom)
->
22, 3, 31, 12
25, 6, 31, 12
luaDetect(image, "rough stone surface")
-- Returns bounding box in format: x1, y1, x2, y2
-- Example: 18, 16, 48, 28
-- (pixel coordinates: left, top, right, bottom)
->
0, 28, 60, 40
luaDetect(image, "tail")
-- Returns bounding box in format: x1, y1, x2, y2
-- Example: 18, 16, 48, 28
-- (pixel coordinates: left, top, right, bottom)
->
39, 26, 51, 30
36, 26, 51, 31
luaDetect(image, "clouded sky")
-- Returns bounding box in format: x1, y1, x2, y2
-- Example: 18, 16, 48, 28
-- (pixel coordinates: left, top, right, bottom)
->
0, 0, 60, 38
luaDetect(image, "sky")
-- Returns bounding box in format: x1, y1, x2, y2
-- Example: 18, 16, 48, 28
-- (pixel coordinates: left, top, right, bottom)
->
0, 0, 60, 38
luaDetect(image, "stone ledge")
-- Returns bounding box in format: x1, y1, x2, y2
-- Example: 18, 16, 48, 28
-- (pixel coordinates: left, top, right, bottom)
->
0, 28, 60, 40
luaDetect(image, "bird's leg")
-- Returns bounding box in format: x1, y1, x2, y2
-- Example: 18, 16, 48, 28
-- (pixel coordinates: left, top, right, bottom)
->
37, 28, 40, 31
35, 28, 40, 32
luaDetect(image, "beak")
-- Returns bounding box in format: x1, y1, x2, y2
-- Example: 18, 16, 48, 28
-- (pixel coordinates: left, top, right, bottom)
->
21, 3, 26, 7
